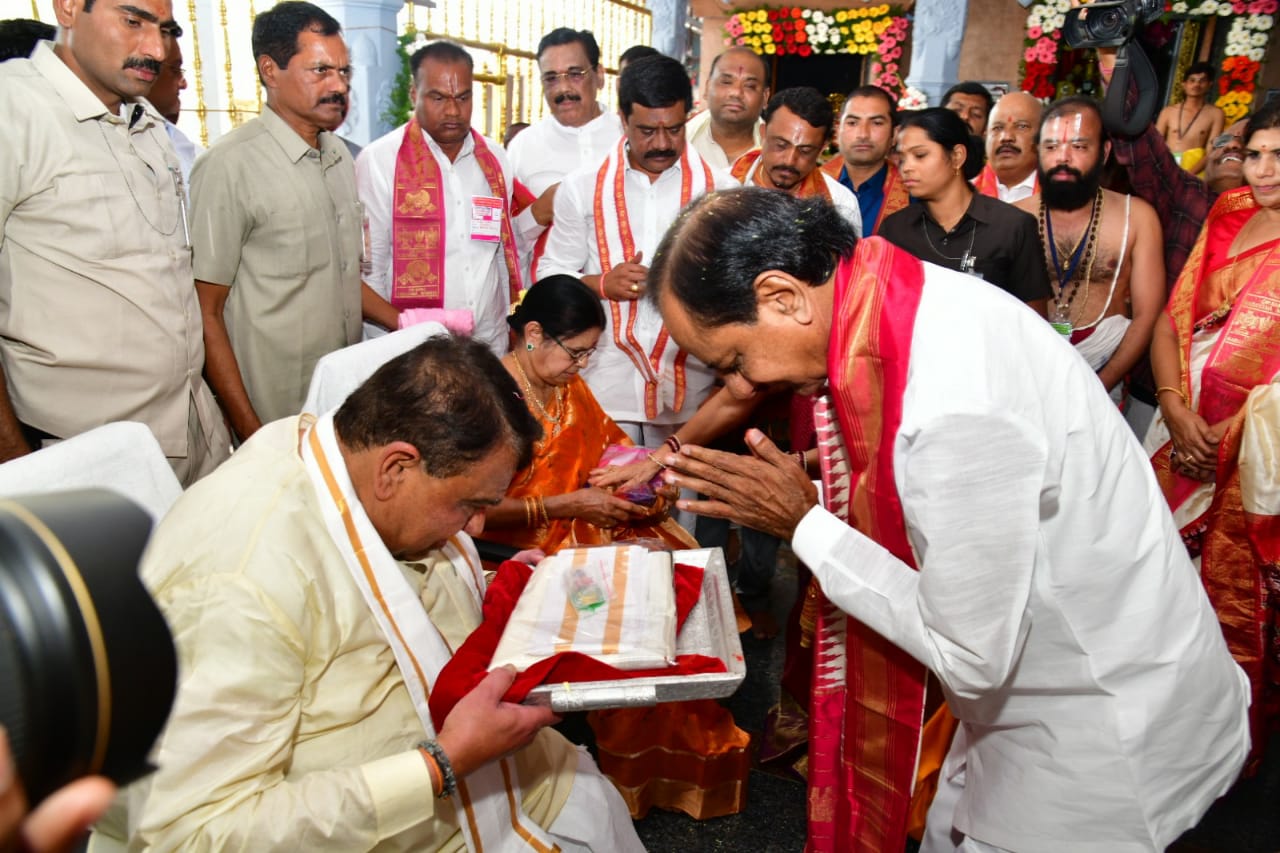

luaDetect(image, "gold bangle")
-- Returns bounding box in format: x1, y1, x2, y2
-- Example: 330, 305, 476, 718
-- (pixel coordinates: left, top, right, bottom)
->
523, 496, 534, 528
537, 496, 549, 526
1155, 386, 1188, 406
647, 451, 668, 470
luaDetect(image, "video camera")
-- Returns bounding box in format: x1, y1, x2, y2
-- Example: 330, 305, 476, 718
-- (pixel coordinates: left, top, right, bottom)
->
1063, 0, 1165, 48
1061, 0, 1165, 135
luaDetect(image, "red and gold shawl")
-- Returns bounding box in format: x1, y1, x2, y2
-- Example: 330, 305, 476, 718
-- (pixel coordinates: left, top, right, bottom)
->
807, 237, 930, 853
391, 121, 523, 309
820, 157, 909, 234
731, 148, 831, 200
1151, 186, 1280, 760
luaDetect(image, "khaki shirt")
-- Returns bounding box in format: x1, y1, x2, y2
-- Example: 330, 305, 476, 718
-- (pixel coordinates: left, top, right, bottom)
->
190, 107, 362, 423
0, 42, 209, 457
123, 417, 577, 851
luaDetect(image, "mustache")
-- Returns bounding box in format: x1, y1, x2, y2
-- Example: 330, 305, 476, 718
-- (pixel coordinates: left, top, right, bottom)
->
1047, 165, 1083, 181
124, 56, 162, 75
996, 143, 1021, 155
772, 167, 800, 178
318, 93, 348, 107
644, 148, 677, 160
554, 92, 582, 105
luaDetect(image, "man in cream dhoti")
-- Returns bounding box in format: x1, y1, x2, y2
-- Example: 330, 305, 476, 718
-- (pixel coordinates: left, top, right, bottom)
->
111, 337, 640, 852
357, 41, 523, 352
1014, 97, 1165, 399
537, 54, 736, 450
648, 187, 1248, 852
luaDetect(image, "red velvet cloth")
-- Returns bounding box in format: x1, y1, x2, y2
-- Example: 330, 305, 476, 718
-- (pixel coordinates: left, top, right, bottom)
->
429, 559, 726, 729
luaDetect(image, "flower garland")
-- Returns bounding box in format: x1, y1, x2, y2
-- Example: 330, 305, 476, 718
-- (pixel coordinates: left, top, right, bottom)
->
724, 6, 912, 97
1018, 0, 1274, 122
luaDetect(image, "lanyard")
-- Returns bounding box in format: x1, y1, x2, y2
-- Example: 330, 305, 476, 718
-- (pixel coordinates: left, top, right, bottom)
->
1044, 200, 1095, 289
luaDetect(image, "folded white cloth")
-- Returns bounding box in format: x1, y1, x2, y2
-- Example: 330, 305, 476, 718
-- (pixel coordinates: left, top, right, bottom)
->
1074, 314, 1131, 372
302, 322, 448, 415
491, 545, 677, 671
0, 421, 180, 520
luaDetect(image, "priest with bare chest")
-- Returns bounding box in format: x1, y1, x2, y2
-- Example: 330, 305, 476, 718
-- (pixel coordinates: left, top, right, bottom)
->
1016, 97, 1165, 396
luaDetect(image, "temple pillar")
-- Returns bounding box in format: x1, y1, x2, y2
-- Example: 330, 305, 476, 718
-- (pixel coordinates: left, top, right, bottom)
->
316, 0, 405, 145
649, 0, 688, 60
904, 0, 968, 106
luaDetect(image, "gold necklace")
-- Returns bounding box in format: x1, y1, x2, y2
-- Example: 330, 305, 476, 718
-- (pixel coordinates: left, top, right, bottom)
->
509, 352, 564, 424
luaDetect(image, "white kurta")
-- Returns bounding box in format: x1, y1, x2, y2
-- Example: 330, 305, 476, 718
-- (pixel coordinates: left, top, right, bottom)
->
356, 128, 518, 353
686, 109, 763, 170
536, 152, 737, 425
507, 106, 622, 253
792, 263, 1249, 852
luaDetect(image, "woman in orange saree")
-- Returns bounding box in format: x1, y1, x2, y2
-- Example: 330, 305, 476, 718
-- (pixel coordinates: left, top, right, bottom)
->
483, 275, 751, 820
1145, 105, 1280, 771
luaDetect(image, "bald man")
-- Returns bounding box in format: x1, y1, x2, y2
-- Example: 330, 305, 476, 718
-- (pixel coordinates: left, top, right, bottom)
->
975, 91, 1042, 203
687, 46, 770, 169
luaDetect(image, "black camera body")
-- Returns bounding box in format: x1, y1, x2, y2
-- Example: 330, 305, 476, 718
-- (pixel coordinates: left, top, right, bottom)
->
1063, 0, 1165, 48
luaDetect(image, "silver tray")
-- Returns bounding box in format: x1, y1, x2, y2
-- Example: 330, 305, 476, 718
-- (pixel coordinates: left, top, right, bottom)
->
524, 547, 746, 712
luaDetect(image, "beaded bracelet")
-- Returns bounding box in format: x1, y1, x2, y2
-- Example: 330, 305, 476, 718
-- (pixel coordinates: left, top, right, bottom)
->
417, 739, 458, 799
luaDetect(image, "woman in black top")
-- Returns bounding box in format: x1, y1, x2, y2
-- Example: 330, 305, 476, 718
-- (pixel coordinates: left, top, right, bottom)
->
878, 108, 1051, 317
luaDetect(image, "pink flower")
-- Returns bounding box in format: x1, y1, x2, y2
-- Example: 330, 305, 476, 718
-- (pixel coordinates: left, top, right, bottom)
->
882, 36, 897, 49
886, 62, 899, 73
1233, 0, 1247, 11
1028, 25, 1043, 39
871, 62, 883, 74
1036, 35, 1056, 50
1025, 46, 1039, 62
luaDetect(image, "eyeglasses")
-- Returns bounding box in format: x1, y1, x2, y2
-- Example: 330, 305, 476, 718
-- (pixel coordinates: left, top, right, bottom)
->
540, 69, 591, 87
550, 335, 596, 365
1211, 132, 1244, 149
304, 64, 354, 83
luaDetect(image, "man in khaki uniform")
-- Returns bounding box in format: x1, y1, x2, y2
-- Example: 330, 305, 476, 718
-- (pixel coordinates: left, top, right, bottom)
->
193, 1, 363, 442
0, 0, 228, 485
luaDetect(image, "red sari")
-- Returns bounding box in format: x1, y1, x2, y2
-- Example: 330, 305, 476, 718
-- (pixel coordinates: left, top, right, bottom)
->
1149, 186, 1280, 766
487, 375, 751, 820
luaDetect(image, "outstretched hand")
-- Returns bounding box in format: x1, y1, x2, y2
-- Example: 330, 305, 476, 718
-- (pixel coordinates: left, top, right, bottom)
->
658, 429, 819, 541
587, 457, 662, 493
436, 666, 560, 781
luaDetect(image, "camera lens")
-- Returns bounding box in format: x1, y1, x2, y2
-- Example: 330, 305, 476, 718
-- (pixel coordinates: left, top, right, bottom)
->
1088, 7, 1130, 40
0, 490, 176, 805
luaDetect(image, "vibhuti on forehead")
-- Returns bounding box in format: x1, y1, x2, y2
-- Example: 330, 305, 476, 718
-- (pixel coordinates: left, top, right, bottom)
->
1042, 112, 1088, 146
